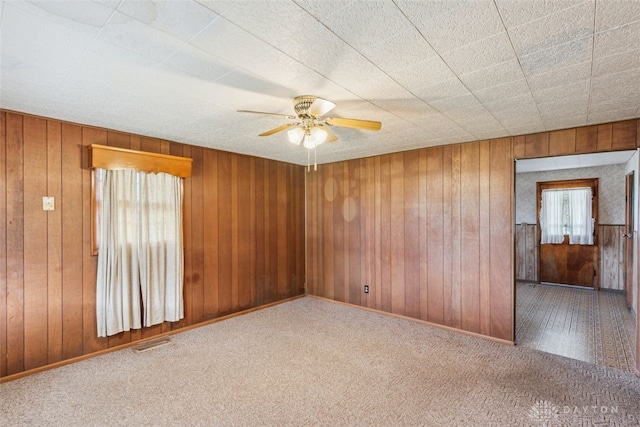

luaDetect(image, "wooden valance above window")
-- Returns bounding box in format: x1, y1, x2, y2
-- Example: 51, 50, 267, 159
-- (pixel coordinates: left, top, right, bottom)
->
88, 144, 192, 178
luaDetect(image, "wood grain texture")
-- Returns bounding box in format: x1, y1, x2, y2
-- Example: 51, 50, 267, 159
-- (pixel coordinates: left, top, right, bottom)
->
306, 140, 514, 341
525, 133, 549, 158
597, 123, 613, 151
575, 126, 598, 153
1, 110, 305, 378
611, 120, 637, 150
0, 112, 7, 377
515, 224, 538, 282
549, 128, 576, 156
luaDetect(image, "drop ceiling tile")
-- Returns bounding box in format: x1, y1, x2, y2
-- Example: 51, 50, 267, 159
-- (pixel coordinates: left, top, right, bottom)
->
430, 93, 480, 114
372, 97, 437, 117
484, 93, 537, 114
390, 56, 456, 90
506, 123, 547, 136
519, 36, 592, 76
458, 59, 525, 91
595, 0, 640, 32
507, 1, 594, 56
396, 0, 504, 53
442, 31, 516, 75
495, 0, 587, 29
117, 0, 220, 42
414, 78, 470, 104
163, 44, 234, 82
532, 79, 590, 104
526, 61, 591, 92
318, 0, 410, 49
99, 10, 186, 62
593, 21, 640, 58
588, 107, 638, 125
359, 27, 437, 74
473, 78, 531, 105
542, 114, 587, 130
473, 129, 510, 140
592, 47, 640, 77
292, 0, 354, 21
9, 0, 114, 36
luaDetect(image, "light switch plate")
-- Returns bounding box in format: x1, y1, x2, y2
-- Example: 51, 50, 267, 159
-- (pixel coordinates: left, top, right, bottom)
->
43, 196, 55, 211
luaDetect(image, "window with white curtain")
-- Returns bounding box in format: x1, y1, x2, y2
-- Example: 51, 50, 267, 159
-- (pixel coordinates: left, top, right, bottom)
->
540, 187, 594, 245
95, 168, 184, 337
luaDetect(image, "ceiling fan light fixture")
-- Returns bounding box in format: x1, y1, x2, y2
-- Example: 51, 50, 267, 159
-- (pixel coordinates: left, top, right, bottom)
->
287, 127, 305, 144
310, 127, 327, 146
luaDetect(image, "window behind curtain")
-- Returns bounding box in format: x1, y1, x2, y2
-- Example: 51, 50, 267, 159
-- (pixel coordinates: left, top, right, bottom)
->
540, 187, 594, 245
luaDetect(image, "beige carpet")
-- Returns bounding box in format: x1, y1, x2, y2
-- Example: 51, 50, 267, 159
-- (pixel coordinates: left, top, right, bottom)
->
1, 297, 639, 426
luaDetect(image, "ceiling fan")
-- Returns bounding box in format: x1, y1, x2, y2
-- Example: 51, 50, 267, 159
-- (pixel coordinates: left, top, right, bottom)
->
238, 95, 381, 169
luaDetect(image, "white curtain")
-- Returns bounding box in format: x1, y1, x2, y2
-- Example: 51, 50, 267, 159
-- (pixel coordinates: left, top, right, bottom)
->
540, 190, 565, 244
567, 187, 594, 245
96, 169, 184, 337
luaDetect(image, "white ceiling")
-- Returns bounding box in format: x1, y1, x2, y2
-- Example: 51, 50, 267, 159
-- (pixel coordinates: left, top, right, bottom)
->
1, 0, 639, 166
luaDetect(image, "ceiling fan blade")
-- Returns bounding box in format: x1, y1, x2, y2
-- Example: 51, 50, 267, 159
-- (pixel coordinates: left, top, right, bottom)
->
317, 124, 338, 143
238, 110, 297, 119
308, 98, 336, 118
258, 123, 298, 137
325, 117, 382, 131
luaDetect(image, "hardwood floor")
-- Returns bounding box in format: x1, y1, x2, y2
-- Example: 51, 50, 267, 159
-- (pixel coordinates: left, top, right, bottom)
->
516, 281, 636, 374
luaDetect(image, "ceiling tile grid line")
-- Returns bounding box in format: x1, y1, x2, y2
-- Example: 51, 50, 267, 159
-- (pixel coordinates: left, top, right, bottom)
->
0, 0, 638, 165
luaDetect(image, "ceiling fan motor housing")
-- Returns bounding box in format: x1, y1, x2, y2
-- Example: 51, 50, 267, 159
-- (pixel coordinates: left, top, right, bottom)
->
293, 95, 318, 117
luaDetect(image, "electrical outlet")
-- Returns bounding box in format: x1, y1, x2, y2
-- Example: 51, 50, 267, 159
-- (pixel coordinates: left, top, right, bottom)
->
42, 196, 55, 211
364, 285, 369, 294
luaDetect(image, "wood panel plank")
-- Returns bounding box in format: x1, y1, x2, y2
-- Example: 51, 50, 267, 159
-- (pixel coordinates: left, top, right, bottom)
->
479, 140, 491, 336
348, 160, 361, 306
450, 145, 462, 328
181, 145, 193, 328
169, 143, 188, 331
22, 116, 49, 370
403, 152, 420, 319
489, 138, 514, 342
575, 126, 598, 153
6, 113, 25, 375
218, 151, 233, 315
231, 155, 239, 308
254, 159, 266, 305
612, 120, 637, 150
341, 163, 350, 303
513, 135, 525, 158
460, 142, 480, 333
524, 224, 537, 281
332, 164, 345, 303
203, 148, 219, 318
0, 112, 7, 377
442, 146, 453, 327
276, 162, 288, 299
379, 157, 392, 312
107, 131, 130, 149
390, 153, 405, 315
237, 155, 252, 309
364, 157, 376, 309
597, 123, 613, 151
426, 147, 444, 325
61, 123, 86, 356
268, 161, 279, 302
190, 147, 205, 324
549, 128, 576, 156
374, 158, 382, 310
418, 150, 428, 321
524, 132, 550, 158
81, 127, 107, 354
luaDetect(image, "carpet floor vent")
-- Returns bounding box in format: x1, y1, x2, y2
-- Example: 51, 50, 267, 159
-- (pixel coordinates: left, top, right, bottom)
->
133, 338, 172, 353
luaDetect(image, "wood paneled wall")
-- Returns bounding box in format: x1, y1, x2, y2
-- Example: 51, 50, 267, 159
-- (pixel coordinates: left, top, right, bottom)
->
515, 223, 626, 290
306, 139, 514, 341
0, 110, 305, 378
307, 118, 639, 343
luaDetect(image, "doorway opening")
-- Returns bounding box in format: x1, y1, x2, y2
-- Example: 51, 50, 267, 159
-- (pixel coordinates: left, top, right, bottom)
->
514, 150, 637, 374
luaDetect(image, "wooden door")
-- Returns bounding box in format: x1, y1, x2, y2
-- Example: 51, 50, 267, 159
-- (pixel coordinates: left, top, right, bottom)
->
538, 179, 599, 288
624, 172, 634, 308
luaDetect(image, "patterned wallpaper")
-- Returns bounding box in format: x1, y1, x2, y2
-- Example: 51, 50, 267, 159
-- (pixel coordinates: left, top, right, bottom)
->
516, 164, 627, 225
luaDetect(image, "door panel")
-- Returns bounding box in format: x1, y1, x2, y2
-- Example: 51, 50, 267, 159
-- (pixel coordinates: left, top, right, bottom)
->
538, 179, 598, 288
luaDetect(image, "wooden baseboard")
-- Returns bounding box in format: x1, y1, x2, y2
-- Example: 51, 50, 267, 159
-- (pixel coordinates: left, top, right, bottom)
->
306, 294, 516, 346
0, 294, 305, 383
